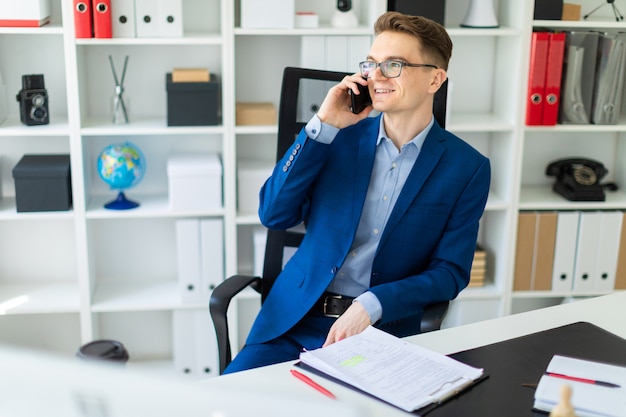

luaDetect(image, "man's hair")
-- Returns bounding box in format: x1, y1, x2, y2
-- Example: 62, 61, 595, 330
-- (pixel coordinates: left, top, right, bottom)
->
374, 11, 452, 71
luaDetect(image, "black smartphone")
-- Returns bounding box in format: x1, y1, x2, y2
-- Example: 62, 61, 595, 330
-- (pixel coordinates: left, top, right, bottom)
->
349, 80, 372, 114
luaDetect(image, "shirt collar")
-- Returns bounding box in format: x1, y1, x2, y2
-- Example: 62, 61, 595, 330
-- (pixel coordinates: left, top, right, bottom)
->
376, 115, 435, 151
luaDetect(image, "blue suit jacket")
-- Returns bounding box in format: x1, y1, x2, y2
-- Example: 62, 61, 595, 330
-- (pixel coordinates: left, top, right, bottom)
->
247, 114, 491, 345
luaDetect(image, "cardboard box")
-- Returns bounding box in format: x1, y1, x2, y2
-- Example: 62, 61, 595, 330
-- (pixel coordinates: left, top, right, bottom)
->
172, 68, 210, 83
167, 153, 222, 212
0, 0, 51, 27
237, 160, 273, 214
12, 154, 72, 212
236, 102, 277, 126
166, 73, 219, 126
562, 3, 581, 21
240, 0, 294, 29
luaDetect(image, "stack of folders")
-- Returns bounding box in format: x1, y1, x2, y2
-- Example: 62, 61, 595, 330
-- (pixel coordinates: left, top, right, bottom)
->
526, 30, 566, 126
533, 355, 626, 417
513, 211, 626, 293
469, 245, 487, 287
73, 0, 184, 39
527, 30, 626, 125
298, 326, 486, 414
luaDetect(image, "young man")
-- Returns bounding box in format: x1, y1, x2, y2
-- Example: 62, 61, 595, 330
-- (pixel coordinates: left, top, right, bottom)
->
224, 11, 491, 373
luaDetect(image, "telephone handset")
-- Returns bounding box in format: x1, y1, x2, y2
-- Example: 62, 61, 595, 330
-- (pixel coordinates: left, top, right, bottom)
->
546, 158, 614, 201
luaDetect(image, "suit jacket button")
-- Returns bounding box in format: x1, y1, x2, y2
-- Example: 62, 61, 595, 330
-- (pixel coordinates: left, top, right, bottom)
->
331, 266, 338, 274
282, 166, 288, 172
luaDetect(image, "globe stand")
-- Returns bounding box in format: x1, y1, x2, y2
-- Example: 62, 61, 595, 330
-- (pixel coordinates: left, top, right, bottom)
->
104, 191, 139, 210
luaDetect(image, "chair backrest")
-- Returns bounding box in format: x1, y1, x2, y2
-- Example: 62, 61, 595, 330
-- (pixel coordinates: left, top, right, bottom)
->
260, 66, 449, 301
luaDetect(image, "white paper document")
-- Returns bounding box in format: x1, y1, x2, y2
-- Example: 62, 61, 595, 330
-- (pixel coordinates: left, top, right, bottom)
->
534, 355, 626, 417
299, 326, 484, 412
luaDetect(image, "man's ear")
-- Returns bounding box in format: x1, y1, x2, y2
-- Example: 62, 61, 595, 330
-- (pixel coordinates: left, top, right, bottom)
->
429, 69, 447, 94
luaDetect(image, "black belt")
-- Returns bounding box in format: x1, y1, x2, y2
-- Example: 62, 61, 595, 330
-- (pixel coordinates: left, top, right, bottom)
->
313, 292, 355, 318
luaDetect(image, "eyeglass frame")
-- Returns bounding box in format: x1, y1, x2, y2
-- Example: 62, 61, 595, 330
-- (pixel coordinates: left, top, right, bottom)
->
359, 59, 438, 79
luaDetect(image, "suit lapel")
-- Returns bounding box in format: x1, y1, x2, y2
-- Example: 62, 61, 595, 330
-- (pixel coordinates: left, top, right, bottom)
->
379, 124, 446, 249
351, 116, 381, 227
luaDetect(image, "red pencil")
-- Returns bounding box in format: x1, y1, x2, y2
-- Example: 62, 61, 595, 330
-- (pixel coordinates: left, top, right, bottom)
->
546, 372, 621, 388
290, 369, 337, 399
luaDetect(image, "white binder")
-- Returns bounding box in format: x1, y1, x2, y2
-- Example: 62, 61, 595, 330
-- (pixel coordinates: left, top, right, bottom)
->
172, 310, 196, 377
200, 218, 224, 301
300, 36, 325, 70
157, 0, 183, 37
325, 35, 350, 72
111, 0, 135, 38
176, 219, 202, 303
572, 211, 602, 292
193, 309, 219, 378
551, 211, 579, 291
173, 310, 219, 379
593, 211, 623, 290
348, 36, 371, 73
134, 0, 159, 37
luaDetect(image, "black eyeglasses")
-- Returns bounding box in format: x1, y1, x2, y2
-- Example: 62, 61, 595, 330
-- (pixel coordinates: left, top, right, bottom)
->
359, 60, 438, 78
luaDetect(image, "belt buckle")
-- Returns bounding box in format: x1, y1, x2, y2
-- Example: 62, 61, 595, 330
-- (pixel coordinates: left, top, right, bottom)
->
323, 295, 342, 318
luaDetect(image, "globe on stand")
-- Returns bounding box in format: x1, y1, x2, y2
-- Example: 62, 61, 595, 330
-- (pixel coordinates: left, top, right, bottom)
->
97, 142, 146, 210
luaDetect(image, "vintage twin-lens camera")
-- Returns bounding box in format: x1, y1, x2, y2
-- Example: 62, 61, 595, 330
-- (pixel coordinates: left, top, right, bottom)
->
16, 74, 49, 126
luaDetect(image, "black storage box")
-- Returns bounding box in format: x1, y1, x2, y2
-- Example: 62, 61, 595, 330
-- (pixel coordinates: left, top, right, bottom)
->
388, 0, 445, 25
12, 154, 72, 212
166, 73, 220, 126
533, 0, 564, 20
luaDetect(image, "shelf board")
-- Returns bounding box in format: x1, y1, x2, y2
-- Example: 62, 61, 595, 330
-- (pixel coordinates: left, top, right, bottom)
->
525, 118, 626, 133
534, 19, 626, 29
519, 185, 626, 210
446, 26, 520, 37
235, 125, 278, 135
235, 25, 373, 36
75, 32, 223, 46
512, 290, 618, 299
235, 25, 521, 37
0, 282, 80, 314
0, 198, 75, 221
0, 116, 70, 136
86, 194, 226, 219
80, 117, 224, 136
448, 113, 515, 132
456, 284, 503, 300
91, 280, 207, 312
233, 114, 513, 134
0, 23, 64, 35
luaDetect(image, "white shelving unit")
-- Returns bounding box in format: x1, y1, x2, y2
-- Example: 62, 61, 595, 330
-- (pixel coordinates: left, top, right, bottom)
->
0, 0, 623, 378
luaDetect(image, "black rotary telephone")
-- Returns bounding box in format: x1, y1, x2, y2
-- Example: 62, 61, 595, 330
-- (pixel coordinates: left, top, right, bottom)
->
546, 158, 616, 201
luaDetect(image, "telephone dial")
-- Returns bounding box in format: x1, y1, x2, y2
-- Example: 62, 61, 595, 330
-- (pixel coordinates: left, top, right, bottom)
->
546, 158, 616, 201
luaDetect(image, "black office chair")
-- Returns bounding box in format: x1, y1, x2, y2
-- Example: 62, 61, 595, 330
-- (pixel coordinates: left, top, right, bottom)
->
210, 67, 450, 375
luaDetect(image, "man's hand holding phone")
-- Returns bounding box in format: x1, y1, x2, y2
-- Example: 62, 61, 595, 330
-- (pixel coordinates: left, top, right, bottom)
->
316, 74, 373, 129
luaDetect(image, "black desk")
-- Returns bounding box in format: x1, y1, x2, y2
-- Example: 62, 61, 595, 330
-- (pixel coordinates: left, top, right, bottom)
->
429, 321, 626, 416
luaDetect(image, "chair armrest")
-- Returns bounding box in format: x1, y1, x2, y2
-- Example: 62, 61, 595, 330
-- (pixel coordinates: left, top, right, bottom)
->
209, 275, 262, 374
420, 301, 450, 333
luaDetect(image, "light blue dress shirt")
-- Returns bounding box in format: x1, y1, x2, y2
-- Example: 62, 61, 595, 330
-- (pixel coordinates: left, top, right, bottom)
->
304, 114, 434, 323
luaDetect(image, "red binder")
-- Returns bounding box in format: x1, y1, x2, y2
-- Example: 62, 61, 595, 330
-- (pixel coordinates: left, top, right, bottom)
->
543, 32, 566, 125
526, 31, 550, 126
92, 0, 112, 38
73, 0, 93, 38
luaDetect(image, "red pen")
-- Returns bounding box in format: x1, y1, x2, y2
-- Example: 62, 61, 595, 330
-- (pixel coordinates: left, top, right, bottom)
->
290, 369, 337, 399
546, 372, 621, 388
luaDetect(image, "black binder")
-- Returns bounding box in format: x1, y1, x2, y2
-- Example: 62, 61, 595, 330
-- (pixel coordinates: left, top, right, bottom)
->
429, 321, 626, 416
